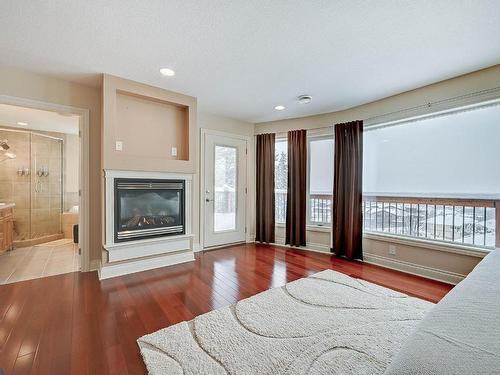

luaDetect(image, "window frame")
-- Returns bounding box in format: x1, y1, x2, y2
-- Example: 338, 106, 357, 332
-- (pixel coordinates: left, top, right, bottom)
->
274, 137, 288, 224
307, 134, 334, 227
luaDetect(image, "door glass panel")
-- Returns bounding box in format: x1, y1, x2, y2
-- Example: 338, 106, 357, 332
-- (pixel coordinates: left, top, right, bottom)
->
214, 145, 237, 232
0, 129, 31, 241
31, 134, 62, 240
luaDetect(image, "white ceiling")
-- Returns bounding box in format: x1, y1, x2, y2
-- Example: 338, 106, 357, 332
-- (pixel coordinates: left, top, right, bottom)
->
0, 104, 79, 135
1, 1, 499, 123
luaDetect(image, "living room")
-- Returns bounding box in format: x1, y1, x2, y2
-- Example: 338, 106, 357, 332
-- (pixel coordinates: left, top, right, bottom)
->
0, 1, 499, 374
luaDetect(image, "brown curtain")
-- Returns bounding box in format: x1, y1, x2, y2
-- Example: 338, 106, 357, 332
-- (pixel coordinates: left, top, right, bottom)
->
332, 121, 363, 260
256, 133, 276, 243
286, 129, 307, 247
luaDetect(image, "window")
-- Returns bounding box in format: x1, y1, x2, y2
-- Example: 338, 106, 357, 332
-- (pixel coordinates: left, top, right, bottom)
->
274, 136, 334, 225
308, 137, 334, 225
363, 104, 500, 248
274, 139, 287, 223
214, 145, 237, 232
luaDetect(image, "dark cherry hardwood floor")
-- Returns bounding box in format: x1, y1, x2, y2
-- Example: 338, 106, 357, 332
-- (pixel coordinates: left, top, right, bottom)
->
0, 243, 453, 374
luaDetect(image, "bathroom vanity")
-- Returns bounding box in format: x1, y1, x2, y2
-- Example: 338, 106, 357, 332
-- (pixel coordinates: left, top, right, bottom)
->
0, 203, 14, 253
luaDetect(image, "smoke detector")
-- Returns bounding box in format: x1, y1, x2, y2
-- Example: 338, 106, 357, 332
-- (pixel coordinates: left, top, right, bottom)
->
298, 95, 312, 104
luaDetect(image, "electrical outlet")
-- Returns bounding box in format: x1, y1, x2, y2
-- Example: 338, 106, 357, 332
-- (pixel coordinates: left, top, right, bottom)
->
389, 245, 397, 256
171, 147, 177, 157
115, 141, 123, 151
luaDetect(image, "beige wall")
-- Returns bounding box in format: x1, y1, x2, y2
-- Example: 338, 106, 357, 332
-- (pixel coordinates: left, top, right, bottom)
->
256, 65, 500, 283
115, 93, 189, 161
0, 67, 102, 263
199, 112, 255, 137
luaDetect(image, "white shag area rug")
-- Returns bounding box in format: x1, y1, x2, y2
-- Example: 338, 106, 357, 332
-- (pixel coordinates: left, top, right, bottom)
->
138, 269, 433, 375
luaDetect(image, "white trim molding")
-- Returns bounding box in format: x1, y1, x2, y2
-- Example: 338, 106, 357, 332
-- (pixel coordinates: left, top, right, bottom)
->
363, 253, 466, 285
99, 251, 194, 280
201, 241, 247, 252
273, 237, 331, 254
89, 259, 101, 272
271, 235, 475, 284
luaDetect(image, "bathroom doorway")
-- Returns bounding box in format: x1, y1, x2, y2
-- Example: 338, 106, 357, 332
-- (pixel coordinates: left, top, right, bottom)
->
0, 102, 86, 283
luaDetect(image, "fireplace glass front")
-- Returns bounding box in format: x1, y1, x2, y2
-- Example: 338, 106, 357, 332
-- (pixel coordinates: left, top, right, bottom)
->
114, 179, 185, 242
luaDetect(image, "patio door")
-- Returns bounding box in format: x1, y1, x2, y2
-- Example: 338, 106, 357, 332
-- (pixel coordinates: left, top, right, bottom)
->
203, 132, 247, 248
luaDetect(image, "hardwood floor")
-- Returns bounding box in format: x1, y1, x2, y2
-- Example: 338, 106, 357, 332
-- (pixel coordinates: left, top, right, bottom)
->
0, 243, 453, 374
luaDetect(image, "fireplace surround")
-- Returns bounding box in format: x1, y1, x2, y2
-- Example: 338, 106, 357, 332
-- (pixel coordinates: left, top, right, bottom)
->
102, 170, 194, 280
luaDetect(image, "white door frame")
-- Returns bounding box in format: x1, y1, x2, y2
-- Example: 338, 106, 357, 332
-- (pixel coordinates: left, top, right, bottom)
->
200, 128, 252, 250
0, 95, 91, 272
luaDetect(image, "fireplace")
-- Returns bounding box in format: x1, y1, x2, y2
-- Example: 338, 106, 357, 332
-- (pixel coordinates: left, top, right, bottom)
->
114, 178, 185, 242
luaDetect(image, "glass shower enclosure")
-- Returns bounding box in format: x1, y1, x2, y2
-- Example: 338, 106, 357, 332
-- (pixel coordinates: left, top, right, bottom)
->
0, 128, 63, 246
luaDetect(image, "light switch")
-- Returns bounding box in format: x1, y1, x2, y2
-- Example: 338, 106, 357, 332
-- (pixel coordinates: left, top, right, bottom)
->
115, 141, 123, 151
171, 147, 177, 157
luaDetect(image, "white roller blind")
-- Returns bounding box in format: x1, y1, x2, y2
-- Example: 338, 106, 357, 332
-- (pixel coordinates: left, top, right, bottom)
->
363, 104, 500, 197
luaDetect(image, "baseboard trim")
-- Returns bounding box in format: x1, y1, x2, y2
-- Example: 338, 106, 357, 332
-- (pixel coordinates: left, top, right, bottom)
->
192, 243, 202, 252
272, 238, 331, 254
201, 241, 247, 251
89, 259, 101, 272
98, 251, 195, 280
305, 242, 331, 253
268, 238, 464, 284
363, 253, 465, 285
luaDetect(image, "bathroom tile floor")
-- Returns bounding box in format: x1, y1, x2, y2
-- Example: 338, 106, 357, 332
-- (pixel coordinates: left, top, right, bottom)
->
0, 240, 79, 284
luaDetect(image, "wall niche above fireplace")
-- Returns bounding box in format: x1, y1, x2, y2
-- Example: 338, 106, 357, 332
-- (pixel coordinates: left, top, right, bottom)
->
102, 74, 197, 174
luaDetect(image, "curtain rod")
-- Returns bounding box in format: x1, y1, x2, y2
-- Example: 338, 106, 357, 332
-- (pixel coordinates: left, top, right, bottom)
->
256, 86, 500, 135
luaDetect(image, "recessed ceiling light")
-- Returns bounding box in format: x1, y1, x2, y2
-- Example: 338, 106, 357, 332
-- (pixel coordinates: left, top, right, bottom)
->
274, 105, 286, 111
298, 95, 312, 104
17, 121, 28, 126
159, 68, 175, 77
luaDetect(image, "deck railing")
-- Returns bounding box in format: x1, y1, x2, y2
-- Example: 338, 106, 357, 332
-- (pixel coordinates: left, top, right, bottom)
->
275, 192, 333, 225
362, 195, 497, 249
275, 191, 287, 224
274, 191, 498, 249
309, 194, 332, 225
